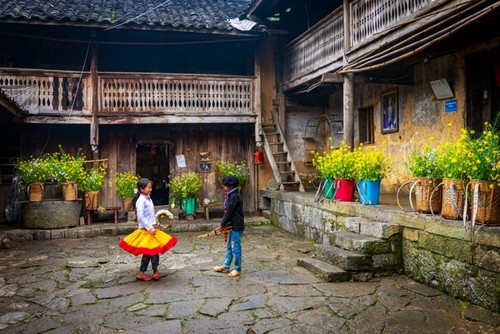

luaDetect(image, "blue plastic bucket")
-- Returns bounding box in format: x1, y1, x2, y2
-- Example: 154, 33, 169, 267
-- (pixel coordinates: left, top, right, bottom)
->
358, 180, 381, 205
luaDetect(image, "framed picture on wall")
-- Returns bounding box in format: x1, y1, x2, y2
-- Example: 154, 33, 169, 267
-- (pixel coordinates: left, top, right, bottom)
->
381, 89, 398, 134
199, 162, 212, 172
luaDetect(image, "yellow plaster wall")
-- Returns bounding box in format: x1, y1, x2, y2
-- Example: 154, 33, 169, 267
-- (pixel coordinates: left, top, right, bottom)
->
371, 54, 466, 192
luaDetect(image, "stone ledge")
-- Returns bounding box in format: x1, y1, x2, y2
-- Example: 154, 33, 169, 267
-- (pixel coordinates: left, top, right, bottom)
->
1, 216, 270, 241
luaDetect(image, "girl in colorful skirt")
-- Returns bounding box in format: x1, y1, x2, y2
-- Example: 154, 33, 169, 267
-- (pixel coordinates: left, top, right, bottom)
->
119, 178, 177, 281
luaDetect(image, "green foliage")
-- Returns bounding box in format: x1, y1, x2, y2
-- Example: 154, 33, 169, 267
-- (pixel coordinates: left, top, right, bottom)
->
216, 160, 250, 185
463, 122, 500, 181
312, 141, 356, 180
15, 156, 51, 184
113, 171, 139, 198
168, 172, 203, 200
49, 147, 86, 183
353, 145, 391, 181
80, 163, 108, 192
406, 144, 442, 179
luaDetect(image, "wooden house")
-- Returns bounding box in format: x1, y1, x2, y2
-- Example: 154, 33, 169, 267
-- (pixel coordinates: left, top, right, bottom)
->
249, 0, 500, 193
0, 0, 266, 220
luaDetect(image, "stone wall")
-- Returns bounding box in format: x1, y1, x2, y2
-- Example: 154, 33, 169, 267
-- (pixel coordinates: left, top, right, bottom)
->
260, 189, 500, 312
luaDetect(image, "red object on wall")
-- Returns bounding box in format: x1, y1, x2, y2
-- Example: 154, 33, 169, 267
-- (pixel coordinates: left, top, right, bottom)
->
254, 150, 264, 164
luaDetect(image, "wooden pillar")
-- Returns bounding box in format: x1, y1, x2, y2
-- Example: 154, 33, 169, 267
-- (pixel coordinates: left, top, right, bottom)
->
90, 42, 99, 159
343, 73, 354, 148
343, 1, 354, 149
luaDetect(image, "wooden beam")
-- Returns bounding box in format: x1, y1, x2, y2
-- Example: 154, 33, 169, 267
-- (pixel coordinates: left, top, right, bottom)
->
90, 43, 99, 155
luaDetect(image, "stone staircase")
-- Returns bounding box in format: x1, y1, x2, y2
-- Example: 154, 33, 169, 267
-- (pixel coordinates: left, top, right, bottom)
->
297, 217, 402, 282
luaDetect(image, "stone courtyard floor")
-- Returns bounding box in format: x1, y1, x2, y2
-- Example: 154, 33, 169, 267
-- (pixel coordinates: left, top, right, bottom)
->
0, 223, 499, 333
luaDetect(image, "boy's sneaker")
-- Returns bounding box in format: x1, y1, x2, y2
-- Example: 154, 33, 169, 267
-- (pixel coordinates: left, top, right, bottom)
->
228, 270, 240, 277
213, 266, 229, 273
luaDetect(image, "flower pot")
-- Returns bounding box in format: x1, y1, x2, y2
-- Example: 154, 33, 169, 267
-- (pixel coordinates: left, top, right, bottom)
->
123, 198, 133, 212
323, 178, 334, 199
440, 178, 466, 220
414, 177, 442, 214
334, 178, 355, 202
85, 191, 100, 210
182, 197, 196, 214
27, 182, 44, 202
61, 181, 78, 201
357, 180, 381, 205
469, 180, 500, 225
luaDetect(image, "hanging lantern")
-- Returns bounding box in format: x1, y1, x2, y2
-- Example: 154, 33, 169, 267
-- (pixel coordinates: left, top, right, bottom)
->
254, 149, 264, 165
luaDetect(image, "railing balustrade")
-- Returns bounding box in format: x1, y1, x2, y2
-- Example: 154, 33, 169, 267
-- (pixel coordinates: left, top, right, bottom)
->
350, 0, 434, 48
0, 69, 256, 116
99, 74, 254, 114
0, 70, 91, 114
284, 9, 344, 84
282, 0, 437, 88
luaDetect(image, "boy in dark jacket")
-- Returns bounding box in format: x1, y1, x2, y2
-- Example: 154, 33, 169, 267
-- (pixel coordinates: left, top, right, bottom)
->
213, 175, 244, 277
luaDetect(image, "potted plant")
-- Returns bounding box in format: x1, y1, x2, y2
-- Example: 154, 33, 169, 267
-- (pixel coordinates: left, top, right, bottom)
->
15, 156, 51, 201
312, 141, 356, 201
462, 121, 500, 224
216, 160, 250, 186
50, 148, 86, 201
81, 163, 108, 210
405, 143, 443, 213
435, 129, 470, 220
168, 172, 202, 214
113, 171, 140, 211
353, 145, 391, 205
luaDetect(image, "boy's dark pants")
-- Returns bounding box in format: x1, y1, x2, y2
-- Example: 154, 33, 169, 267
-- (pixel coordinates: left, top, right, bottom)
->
140, 254, 159, 272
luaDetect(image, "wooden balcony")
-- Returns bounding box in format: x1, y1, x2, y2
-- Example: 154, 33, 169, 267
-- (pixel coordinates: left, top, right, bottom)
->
283, 0, 448, 90
283, 8, 344, 90
0, 68, 257, 124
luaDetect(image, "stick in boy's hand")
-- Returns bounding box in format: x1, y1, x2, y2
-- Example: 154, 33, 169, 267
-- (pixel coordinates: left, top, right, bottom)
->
197, 226, 232, 240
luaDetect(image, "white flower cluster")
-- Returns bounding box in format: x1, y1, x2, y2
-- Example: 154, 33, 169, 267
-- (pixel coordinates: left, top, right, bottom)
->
155, 209, 174, 223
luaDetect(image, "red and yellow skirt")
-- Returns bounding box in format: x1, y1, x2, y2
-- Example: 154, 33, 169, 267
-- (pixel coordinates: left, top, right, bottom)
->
119, 228, 177, 256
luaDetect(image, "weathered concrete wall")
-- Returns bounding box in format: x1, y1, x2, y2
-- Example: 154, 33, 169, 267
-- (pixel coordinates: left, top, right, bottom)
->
260, 190, 500, 312
281, 53, 467, 194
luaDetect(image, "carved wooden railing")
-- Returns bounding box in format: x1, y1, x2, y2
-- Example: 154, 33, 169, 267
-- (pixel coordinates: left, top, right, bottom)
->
283, 8, 344, 84
0, 68, 256, 116
99, 73, 255, 114
282, 0, 438, 88
349, 0, 435, 48
0, 69, 91, 114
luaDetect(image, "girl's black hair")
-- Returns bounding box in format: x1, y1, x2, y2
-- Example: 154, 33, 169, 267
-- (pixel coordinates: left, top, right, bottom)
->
127, 178, 152, 211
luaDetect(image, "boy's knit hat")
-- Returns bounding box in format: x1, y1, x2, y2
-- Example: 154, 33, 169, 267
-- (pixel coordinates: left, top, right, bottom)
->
222, 175, 239, 186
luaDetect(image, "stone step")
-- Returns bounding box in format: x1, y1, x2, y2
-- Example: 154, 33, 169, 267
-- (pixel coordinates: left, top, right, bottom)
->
314, 244, 371, 271
297, 258, 351, 282
261, 210, 272, 220
334, 231, 392, 255
344, 217, 401, 239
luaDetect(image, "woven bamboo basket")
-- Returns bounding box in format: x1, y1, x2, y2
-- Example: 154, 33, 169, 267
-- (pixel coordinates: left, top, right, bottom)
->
27, 182, 44, 202
414, 177, 442, 213
469, 180, 500, 225
441, 178, 466, 220
84, 191, 100, 210
61, 181, 78, 201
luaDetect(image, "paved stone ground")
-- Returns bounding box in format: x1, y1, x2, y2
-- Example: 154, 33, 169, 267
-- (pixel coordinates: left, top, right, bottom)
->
0, 224, 499, 333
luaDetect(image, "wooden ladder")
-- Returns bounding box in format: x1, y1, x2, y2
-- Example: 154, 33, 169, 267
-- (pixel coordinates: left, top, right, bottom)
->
261, 116, 305, 192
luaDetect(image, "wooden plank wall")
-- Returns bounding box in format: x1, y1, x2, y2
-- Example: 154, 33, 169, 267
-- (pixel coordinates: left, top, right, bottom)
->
173, 125, 256, 213
19, 124, 256, 214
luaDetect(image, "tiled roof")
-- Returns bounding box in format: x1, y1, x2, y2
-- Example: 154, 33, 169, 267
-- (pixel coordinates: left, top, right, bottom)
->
0, 0, 257, 34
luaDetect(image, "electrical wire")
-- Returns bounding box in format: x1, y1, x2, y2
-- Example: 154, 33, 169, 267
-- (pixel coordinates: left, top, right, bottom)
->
104, 0, 172, 31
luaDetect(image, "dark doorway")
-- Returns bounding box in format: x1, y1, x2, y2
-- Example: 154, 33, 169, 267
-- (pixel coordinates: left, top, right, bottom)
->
136, 143, 170, 206
466, 48, 500, 132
